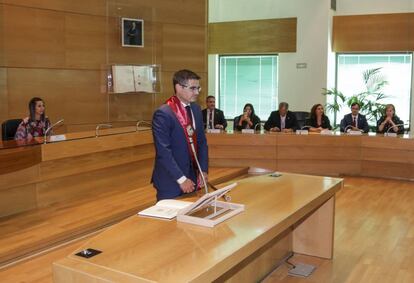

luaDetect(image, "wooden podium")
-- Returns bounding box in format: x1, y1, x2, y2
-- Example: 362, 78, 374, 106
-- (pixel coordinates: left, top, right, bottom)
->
53, 173, 342, 283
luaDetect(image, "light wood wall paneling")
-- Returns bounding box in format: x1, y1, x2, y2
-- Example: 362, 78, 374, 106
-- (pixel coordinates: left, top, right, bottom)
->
0, 1, 107, 16
208, 18, 297, 54
332, 13, 412, 52
2, 4, 66, 68
0, 68, 9, 123
162, 23, 207, 72
0, 145, 41, 175
0, 184, 37, 217
6, 68, 107, 124
36, 158, 154, 207
41, 130, 153, 161
39, 144, 155, 181
0, 165, 39, 192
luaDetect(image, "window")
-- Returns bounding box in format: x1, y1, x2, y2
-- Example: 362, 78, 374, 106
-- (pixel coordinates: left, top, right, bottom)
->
219, 55, 278, 120
334, 53, 412, 128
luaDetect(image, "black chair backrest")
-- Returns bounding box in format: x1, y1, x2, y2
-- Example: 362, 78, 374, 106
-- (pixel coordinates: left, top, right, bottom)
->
293, 111, 310, 129
233, 116, 240, 131
1, 119, 23, 141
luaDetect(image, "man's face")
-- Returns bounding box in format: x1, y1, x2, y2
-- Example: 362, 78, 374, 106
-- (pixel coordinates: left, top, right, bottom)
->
279, 106, 287, 116
176, 79, 201, 104
206, 97, 215, 110
351, 104, 360, 116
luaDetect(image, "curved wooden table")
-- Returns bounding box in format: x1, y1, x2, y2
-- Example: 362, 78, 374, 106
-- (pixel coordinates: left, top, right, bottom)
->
208, 132, 414, 181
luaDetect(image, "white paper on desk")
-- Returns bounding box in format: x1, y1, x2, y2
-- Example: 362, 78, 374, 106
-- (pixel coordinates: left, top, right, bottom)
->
138, 200, 192, 220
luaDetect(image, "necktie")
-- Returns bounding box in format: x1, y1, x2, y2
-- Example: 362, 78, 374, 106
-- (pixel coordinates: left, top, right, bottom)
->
281, 117, 285, 130
352, 117, 356, 127
185, 105, 193, 127
208, 111, 213, 129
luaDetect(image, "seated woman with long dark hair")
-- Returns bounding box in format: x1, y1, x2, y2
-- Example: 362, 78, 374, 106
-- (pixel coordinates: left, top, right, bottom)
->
14, 97, 51, 140
376, 104, 404, 134
233, 103, 261, 131
306, 103, 332, 132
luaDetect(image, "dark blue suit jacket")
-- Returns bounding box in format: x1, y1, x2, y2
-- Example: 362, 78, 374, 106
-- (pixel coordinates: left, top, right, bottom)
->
340, 113, 369, 133
151, 102, 208, 200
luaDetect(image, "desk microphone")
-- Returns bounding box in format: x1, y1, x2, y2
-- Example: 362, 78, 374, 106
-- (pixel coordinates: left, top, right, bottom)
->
301, 125, 311, 130
254, 122, 262, 133
95, 123, 112, 137
44, 119, 64, 144
343, 125, 353, 133
385, 123, 404, 135
186, 126, 208, 195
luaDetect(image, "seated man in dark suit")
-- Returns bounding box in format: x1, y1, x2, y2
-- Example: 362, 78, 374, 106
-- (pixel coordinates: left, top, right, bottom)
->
202, 96, 227, 130
339, 102, 369, 133
264, 102, 298, 132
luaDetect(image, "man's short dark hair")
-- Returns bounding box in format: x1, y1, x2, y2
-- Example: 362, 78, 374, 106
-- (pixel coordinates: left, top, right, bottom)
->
351, 102, 361, 108
279, 102, 289, 110
172, 69, 201, 93
206, 95, 215, 101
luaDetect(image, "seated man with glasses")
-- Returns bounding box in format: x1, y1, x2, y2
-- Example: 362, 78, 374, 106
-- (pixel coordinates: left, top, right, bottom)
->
339, 102, 369, 133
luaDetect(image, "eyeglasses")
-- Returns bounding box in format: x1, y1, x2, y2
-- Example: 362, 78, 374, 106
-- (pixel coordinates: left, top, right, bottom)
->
180, 84, 201, 92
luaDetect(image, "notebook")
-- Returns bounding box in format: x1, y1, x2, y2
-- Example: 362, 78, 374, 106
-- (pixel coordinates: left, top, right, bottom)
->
138, 199, 192, 220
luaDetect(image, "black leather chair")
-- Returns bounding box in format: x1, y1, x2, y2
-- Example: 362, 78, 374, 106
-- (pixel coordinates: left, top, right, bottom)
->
293, 111, 310, 129
1, 119, 23, 141
233, 116, 240, 131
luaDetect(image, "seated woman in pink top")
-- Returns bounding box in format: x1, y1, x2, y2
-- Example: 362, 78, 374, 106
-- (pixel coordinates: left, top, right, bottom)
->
14, 97, 51, 140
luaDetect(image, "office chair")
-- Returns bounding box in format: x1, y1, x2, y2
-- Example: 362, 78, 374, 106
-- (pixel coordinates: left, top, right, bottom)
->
293, 111, 310, 129
1, 119, 23, 141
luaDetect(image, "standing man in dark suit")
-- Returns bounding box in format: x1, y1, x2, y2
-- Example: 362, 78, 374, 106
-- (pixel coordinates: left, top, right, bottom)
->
202, 95, 227, 130
151, 69, 208, 200
264, 102, 298, 132
339, 102, 369, 133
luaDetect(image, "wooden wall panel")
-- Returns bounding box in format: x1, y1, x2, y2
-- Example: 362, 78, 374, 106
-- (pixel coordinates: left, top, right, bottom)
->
1, 0, 207, 125
3, 5, 66, 68
0, 0, 106, 16
36, 158, 154, 207
0, 68, 7, 122
64, 14, 106, 69
333, 13, 412, 52
6, 68, 107, 123
162, 24, 207, 72
209, 18, 297, 54
0, 184, 37, 217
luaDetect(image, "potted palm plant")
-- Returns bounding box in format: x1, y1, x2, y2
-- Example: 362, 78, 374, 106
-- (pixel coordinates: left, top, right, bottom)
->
323, 68, 389, 131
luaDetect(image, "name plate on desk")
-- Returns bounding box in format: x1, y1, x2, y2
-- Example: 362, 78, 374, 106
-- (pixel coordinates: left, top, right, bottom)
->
320, 130, 333, 135
241, 129, 255, 134
296, 130, 309, 135
384, 132, 397, 137
49, 134, 66, 142
207, 129, 221, 134
348, 130, 362, 135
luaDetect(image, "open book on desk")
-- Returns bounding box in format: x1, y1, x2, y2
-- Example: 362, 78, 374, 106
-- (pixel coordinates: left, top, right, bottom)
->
138, 199, 192, 220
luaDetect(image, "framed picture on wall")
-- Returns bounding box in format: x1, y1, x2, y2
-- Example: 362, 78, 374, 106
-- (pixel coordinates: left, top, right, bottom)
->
121, 18, 144, 47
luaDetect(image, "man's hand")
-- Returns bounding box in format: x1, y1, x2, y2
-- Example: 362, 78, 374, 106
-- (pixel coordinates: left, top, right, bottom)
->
271, 127, 280, 132
180, 179, 195, 193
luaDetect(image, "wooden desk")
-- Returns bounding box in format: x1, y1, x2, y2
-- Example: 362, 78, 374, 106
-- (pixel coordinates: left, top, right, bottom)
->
0, 129, 154, 217
53, 173, 342, 283
208, 132, 414, 181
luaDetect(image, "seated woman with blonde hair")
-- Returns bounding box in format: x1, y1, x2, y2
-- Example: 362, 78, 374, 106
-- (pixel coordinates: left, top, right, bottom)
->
14, 97, 51, 140
376, 104, 404, 134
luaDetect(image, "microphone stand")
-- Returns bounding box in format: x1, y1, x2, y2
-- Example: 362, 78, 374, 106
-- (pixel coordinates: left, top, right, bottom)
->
385, 123, 405, 136
95, 123, 112, 137
44, 119, 64, 144
254, 122, 262, 133
187, 127, 208, 195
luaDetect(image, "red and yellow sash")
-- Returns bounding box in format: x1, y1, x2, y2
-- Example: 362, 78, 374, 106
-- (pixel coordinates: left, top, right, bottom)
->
166, 96, 201, 188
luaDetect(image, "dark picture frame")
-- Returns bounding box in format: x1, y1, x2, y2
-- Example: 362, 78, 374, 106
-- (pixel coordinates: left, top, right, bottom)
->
121, 18, 144, 47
